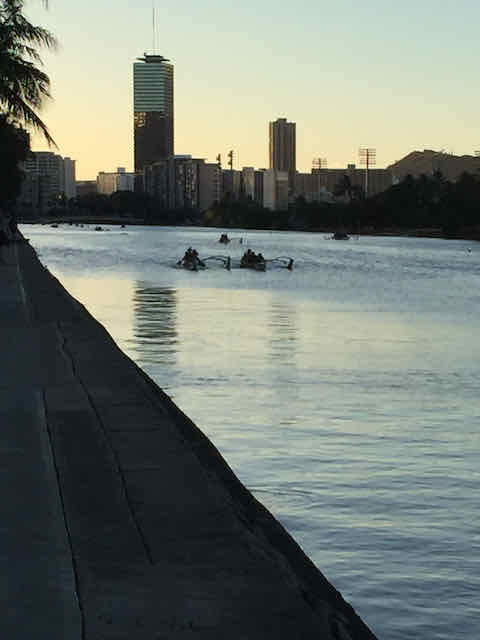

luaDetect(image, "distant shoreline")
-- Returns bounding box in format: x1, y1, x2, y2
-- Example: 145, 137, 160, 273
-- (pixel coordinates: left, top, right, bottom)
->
19, 217, 480, 242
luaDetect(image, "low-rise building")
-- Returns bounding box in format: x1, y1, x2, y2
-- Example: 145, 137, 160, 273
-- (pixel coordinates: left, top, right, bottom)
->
262, 169, 289, 211
20, 151, 76, 212
75, 181, 97, 197
294, 172, 334, 203
301, 165, 393, 199
241, 167, 255, 200
199, 162, 222, 210
222, 169, 242, 201
254, 169, 266, 206
63, 157, 77, 199
144, 156, 220, 211
97, 167, 135, 195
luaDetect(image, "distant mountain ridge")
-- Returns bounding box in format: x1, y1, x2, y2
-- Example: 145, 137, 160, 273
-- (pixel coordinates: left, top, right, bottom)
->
387, 150, 480, 182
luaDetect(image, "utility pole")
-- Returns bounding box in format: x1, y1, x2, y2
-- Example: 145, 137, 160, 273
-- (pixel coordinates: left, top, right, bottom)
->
215, 154, 222, 203
312, 157, 327, 171
359, 148, 376, 197
312, 158, 327, 200
227, 150, 234, 200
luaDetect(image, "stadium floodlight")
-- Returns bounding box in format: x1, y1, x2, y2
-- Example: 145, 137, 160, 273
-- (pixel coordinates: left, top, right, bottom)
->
312, 157, 327, 170
359, 148, 376, 197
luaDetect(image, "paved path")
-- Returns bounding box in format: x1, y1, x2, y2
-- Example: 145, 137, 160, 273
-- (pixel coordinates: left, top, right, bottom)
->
0, 240, 378, 639
0, 243, 81, 638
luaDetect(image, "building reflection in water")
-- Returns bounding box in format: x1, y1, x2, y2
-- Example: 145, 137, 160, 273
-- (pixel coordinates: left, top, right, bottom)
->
267, 299, 301, 428
268, 299, 298, 367
131, 282, 178, 369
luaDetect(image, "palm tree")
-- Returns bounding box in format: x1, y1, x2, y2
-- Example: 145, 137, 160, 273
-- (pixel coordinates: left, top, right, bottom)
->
0, 112, 29, 207
0, 0, 57, 144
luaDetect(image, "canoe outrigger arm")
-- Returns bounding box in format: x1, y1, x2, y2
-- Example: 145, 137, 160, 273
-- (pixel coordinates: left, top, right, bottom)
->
266, 257, 294, 270
177, 255, 292, 271
203, 255, 231, 269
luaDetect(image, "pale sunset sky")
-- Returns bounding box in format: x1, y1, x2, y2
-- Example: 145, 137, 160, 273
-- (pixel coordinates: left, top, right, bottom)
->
25, 0, 480, 180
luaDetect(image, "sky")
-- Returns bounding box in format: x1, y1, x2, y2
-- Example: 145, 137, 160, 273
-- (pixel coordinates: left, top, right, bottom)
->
25, 0, 480, 180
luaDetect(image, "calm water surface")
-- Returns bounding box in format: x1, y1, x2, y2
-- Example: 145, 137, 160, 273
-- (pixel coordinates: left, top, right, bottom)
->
23, 224, 480, 639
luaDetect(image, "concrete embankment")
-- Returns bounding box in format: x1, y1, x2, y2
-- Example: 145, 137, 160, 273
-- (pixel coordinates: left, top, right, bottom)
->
1, 240, 378, 639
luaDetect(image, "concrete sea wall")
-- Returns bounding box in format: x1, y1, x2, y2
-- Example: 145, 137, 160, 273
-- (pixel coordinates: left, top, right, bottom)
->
1, 240, 378, 639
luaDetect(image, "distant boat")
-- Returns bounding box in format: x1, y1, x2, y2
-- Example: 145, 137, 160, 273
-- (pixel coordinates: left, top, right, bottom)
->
219, 233, 230, 244
332, 231, 350, 240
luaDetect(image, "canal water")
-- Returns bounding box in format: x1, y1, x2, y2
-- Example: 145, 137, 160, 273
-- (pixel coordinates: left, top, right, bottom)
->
23, 224, 480, 639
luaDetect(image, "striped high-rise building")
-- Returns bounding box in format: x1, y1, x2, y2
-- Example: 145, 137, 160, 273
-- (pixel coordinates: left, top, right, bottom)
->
133, 54, 174, 174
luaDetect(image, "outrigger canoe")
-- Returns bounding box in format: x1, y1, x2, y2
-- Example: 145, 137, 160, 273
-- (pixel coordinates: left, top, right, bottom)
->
176, 255, 293, 271
240, 259, 266, 271
240, 256, 293, 271
177, 257, 206, 271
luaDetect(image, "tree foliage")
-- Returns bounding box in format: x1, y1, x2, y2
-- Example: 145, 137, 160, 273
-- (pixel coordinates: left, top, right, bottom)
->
202, 172, 480, 237
0, 0, 57, 144
0, 113, 29, 207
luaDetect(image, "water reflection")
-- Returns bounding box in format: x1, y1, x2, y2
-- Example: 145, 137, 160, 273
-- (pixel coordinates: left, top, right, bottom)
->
268, 299, 297, 367
23, 225, 480, 640
130, 283, 178, 367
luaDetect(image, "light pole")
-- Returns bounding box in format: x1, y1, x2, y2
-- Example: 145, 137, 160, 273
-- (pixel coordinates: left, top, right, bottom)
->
359, 148, 376, 197
312, 157, 327, 171
215, 154, 222, 203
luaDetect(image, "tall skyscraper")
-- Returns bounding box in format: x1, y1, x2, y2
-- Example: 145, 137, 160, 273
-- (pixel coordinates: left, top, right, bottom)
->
269, 117, 296, 193
133, 54, 174, 174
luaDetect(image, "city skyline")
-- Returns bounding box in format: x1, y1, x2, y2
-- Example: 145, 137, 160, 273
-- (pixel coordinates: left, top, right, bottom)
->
25, 0, 480, 180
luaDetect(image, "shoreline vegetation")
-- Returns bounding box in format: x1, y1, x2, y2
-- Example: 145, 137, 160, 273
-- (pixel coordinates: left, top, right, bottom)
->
16, 170, 480, 242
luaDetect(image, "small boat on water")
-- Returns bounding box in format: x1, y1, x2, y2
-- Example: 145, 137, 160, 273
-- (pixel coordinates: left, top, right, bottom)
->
179, 257, 205, 271
240, 251, 294, 271
219, 233, 230, 244
177, 247, 206, 271
241, 259, 266, 271
332, 231, 349, 240
240, 249, 266, 271
176, 250, 293, 272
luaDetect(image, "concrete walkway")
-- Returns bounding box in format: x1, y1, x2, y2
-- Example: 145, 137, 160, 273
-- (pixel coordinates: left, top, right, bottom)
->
0, 240, 378, 639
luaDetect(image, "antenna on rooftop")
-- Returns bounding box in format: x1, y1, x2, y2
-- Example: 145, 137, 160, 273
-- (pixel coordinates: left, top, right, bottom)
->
151, 0, 156, 54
